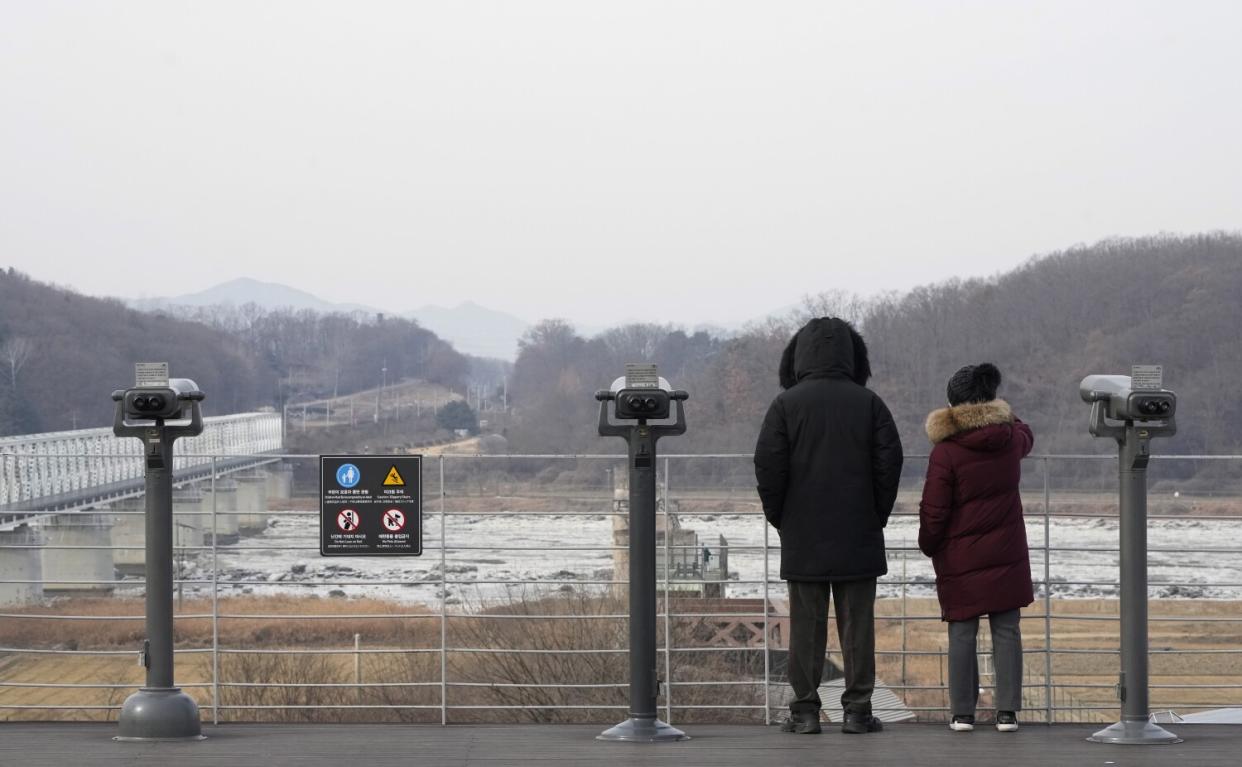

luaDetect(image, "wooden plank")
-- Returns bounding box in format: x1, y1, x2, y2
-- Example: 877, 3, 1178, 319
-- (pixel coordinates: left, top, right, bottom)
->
2, 723, 1241, 767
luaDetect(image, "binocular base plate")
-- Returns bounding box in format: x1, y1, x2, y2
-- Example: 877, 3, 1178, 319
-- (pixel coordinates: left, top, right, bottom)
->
597, 716, 689, 742
115, 687, 205, 742
1087, 719, 1182, 745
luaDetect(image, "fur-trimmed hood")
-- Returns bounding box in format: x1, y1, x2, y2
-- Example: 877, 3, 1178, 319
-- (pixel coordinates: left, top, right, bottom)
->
778, 317, 872, 389
925, 399, 1014, 445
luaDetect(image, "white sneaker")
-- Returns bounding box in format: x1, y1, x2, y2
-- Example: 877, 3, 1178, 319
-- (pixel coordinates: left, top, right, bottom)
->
949, 716, 975, 731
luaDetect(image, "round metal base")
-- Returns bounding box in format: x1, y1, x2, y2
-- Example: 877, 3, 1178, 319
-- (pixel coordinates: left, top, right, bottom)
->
597, 717, 689, 742
115, 688, 204, 742
1087, 719, 1182, 745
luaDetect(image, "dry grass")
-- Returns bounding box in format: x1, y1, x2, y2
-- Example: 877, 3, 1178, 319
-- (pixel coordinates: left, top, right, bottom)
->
1, 591, 761, 724
872, 597, 1242, 722
0, 595, 435, 650
3, 593, 1241, 724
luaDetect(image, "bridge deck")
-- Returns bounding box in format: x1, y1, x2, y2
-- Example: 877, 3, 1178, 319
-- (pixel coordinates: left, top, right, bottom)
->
4, 722, 1240, 767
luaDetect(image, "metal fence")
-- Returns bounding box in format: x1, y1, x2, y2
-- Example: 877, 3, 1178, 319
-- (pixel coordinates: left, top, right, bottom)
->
1, 451, 1241, 725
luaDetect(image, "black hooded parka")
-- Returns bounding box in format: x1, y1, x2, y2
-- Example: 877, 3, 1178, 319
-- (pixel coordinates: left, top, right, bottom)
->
753, 318, 904, 581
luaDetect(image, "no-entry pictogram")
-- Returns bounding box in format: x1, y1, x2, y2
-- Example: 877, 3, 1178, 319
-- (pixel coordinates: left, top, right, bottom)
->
337, 509, 360, 532
381, 508, 406, 532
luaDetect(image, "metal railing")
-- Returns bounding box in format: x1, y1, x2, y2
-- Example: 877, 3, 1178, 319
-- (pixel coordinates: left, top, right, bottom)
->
1, 452, 1241, 725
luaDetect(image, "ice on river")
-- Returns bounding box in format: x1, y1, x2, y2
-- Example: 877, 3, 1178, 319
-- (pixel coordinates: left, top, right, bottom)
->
178, 507, 1242, 608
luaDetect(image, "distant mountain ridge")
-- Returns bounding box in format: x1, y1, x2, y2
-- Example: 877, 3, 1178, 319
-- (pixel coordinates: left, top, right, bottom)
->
406, 301, 530, 361
0, 270, 472, 435
129, 277, 380, 315
128, 278, 532, 361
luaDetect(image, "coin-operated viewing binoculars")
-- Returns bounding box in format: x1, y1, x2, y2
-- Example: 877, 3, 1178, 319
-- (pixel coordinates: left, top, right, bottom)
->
111, 370, 206, 741
594, 364, 689, 743
1080, 368, 1180, 745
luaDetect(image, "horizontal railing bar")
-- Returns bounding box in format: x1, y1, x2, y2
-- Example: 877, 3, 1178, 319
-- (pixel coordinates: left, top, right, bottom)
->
0, 682, 212, 689
216, 705, 445, 710
213, 613, 436, 620
216, 648, 439, 655
433, 705, 633, 710
12, 450, 1242, 460
11, 578, 1242, 590
448, 648, 628, 655
0, 647, 211, 655
15, 543, 1242, 556
1045, 648, 1242, 655
0, 705, 127, 710
9, 645, 1223, 659
446, 682, 628, 689
219, 682, 442, 689
0, 613, 213, 621
439, 614, 629, 620
10, 508, 1242, 521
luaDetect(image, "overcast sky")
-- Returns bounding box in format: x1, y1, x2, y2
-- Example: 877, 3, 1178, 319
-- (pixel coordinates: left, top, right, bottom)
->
2, 1, 1240, 327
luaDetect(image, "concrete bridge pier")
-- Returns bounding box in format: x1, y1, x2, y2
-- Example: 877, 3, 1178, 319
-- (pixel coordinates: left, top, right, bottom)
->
236, 472, 270, 535
265, 463, 294, 503
0, 525, 44, 606
109, 496, 147, 578
40, 511, 115, 595
173, 486, 206, 551
203, 479, 240, 546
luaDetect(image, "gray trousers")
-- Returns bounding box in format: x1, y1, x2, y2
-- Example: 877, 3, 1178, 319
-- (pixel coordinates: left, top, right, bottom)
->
786, 578, 876, 715
948, 609, 1023, 716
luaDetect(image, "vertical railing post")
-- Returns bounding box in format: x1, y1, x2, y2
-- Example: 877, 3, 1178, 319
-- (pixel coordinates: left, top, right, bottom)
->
662, 456, 672, 725
439, 455, 448, 726
1043, 458, 1052, 724
354, 633, 362, 703
901, 539, 908, 693
763, 497, 771, 725
211, 457, 220, 726
1, 453, 10, 506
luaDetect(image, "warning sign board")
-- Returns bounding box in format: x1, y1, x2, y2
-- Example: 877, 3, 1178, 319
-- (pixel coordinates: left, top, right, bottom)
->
320, 455, 422, 557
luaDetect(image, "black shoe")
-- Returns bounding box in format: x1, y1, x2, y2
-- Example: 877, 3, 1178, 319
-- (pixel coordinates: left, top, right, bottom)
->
949, 715, 975, 732
779, 712, 822, 734
996, 711, 1019, 732
841, 713, 883, 734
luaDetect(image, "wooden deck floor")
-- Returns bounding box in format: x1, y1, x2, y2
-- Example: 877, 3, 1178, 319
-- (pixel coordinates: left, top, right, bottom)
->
4, 722, 1242, 767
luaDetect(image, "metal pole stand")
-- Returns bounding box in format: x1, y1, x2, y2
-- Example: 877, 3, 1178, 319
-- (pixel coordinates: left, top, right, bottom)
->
112, 394, 206, 741
595, 387, 689, 743
1084, 403, 1180, 745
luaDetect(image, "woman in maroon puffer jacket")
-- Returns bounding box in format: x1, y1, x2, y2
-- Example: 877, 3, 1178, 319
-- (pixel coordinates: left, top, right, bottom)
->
918, 363, 1034, 733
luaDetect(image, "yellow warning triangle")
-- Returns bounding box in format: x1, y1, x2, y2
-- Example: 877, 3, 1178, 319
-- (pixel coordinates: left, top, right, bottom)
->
383, 465, 406, 486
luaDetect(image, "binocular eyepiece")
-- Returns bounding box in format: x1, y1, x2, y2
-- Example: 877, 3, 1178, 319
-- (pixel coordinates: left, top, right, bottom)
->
596, 387, 689, 422
112, 378, 206, 422
130, 393, 167, 413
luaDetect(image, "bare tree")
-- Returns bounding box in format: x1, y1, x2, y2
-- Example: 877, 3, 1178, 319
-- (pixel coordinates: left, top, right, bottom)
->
1, 336, 33, 389
794, 289, 869, 326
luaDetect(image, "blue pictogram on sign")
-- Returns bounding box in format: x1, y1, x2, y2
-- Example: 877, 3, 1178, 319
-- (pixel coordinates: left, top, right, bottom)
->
336, 463, 361, 488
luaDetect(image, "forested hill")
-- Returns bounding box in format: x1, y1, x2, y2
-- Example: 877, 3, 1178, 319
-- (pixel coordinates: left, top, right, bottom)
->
4, 233, 1238, 456
506, 233, 1242, 463
0, 270, 469, 436
860, 233, 1241, 458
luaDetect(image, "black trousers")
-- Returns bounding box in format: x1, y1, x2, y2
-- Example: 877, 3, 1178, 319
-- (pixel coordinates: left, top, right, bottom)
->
786, 578, 877, 715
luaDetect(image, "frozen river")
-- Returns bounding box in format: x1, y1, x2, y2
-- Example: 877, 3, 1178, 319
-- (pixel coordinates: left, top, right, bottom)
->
178, 507, 1242, 607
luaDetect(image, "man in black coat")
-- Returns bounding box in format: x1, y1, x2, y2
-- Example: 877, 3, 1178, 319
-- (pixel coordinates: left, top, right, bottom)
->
754, 317, 904, 734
